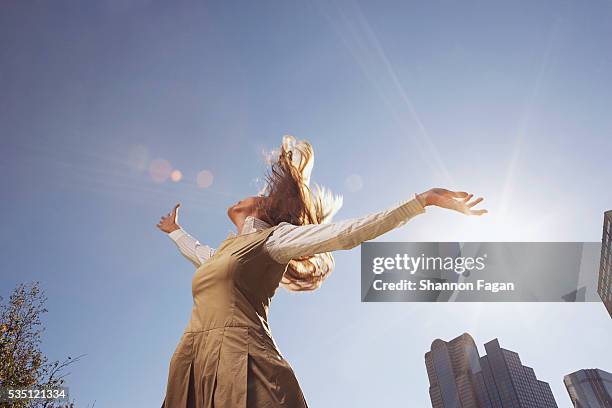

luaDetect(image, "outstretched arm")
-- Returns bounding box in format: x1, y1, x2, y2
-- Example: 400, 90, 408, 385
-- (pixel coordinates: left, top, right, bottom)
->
266, 196, 424, 264
167, 229, 215, 267
265, 189, 487, 264
157, 203, 215, 267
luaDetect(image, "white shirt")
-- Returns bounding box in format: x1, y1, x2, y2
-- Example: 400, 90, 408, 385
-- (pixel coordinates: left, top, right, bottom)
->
168, 196, 426, 266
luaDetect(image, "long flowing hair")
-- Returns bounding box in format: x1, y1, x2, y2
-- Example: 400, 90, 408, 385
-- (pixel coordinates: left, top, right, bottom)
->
256, 136, 343, 291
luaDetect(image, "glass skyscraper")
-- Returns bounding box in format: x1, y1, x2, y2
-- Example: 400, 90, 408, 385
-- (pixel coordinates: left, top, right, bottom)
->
598, 210, 612, 318
564, 368, 612, 407
425, 333, 557, 408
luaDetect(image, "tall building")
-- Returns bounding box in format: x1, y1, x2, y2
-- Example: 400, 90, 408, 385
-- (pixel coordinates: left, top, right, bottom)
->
599, 211, 612, 318
425, 333, 485, 407
479, 339, 558, 408
425, 333, 557, 408
564, 369, 612, 408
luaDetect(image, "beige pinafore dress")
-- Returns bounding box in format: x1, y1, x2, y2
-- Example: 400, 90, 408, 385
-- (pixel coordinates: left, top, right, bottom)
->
161, 225, 309, 408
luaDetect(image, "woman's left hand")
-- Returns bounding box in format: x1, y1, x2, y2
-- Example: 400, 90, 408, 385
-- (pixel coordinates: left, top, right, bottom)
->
157, 203, 182, 233
417, 188, 488, 216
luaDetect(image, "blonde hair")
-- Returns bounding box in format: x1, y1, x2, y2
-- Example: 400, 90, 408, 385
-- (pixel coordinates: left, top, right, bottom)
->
257, 136, 343, 291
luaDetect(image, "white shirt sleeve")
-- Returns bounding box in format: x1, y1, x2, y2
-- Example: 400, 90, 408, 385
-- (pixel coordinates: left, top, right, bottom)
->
265, 197, 426, 264
168, 228, 215, 267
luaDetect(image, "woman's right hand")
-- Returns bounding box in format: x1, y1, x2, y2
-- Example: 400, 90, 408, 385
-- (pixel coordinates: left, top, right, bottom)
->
157, 203, 182, 233
417, 189, 488, 216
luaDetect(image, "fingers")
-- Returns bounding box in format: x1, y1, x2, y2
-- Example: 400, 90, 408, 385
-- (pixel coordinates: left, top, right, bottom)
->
172, 203, 180, 221
460, 194, 487, 215
156, 203, 181, 230
431, 188, 488, 216
453, 191, 485, 209
467, 197, 483, 208
466, 196, 487, 216
461, 193, 474, 203
469, 209, 488, 216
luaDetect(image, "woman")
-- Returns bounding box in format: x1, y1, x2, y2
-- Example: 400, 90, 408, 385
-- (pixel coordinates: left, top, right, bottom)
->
156, 136, 486, 408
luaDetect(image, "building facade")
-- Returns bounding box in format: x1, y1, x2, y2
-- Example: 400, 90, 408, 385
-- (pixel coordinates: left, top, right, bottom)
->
564, 369, 612, 408
425, 333, 484, 407
425, 333, 557, 408
599, 211, 612, 318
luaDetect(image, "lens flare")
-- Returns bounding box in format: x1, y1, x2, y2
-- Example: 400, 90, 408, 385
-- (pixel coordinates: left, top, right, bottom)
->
345, 174, 363, 193
149, 158, 172, 183
197, 170, 214, 188
170, 169, 182, 182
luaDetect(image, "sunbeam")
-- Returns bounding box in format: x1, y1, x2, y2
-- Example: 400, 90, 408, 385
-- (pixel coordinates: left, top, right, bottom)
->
499, 20, 562, 218
315, 0, 453, 184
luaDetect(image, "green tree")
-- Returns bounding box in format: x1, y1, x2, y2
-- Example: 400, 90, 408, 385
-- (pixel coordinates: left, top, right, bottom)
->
0, 282, 84, 408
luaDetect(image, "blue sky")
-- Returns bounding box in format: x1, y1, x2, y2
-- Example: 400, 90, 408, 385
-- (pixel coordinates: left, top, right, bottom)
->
1, 0, 611, 406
